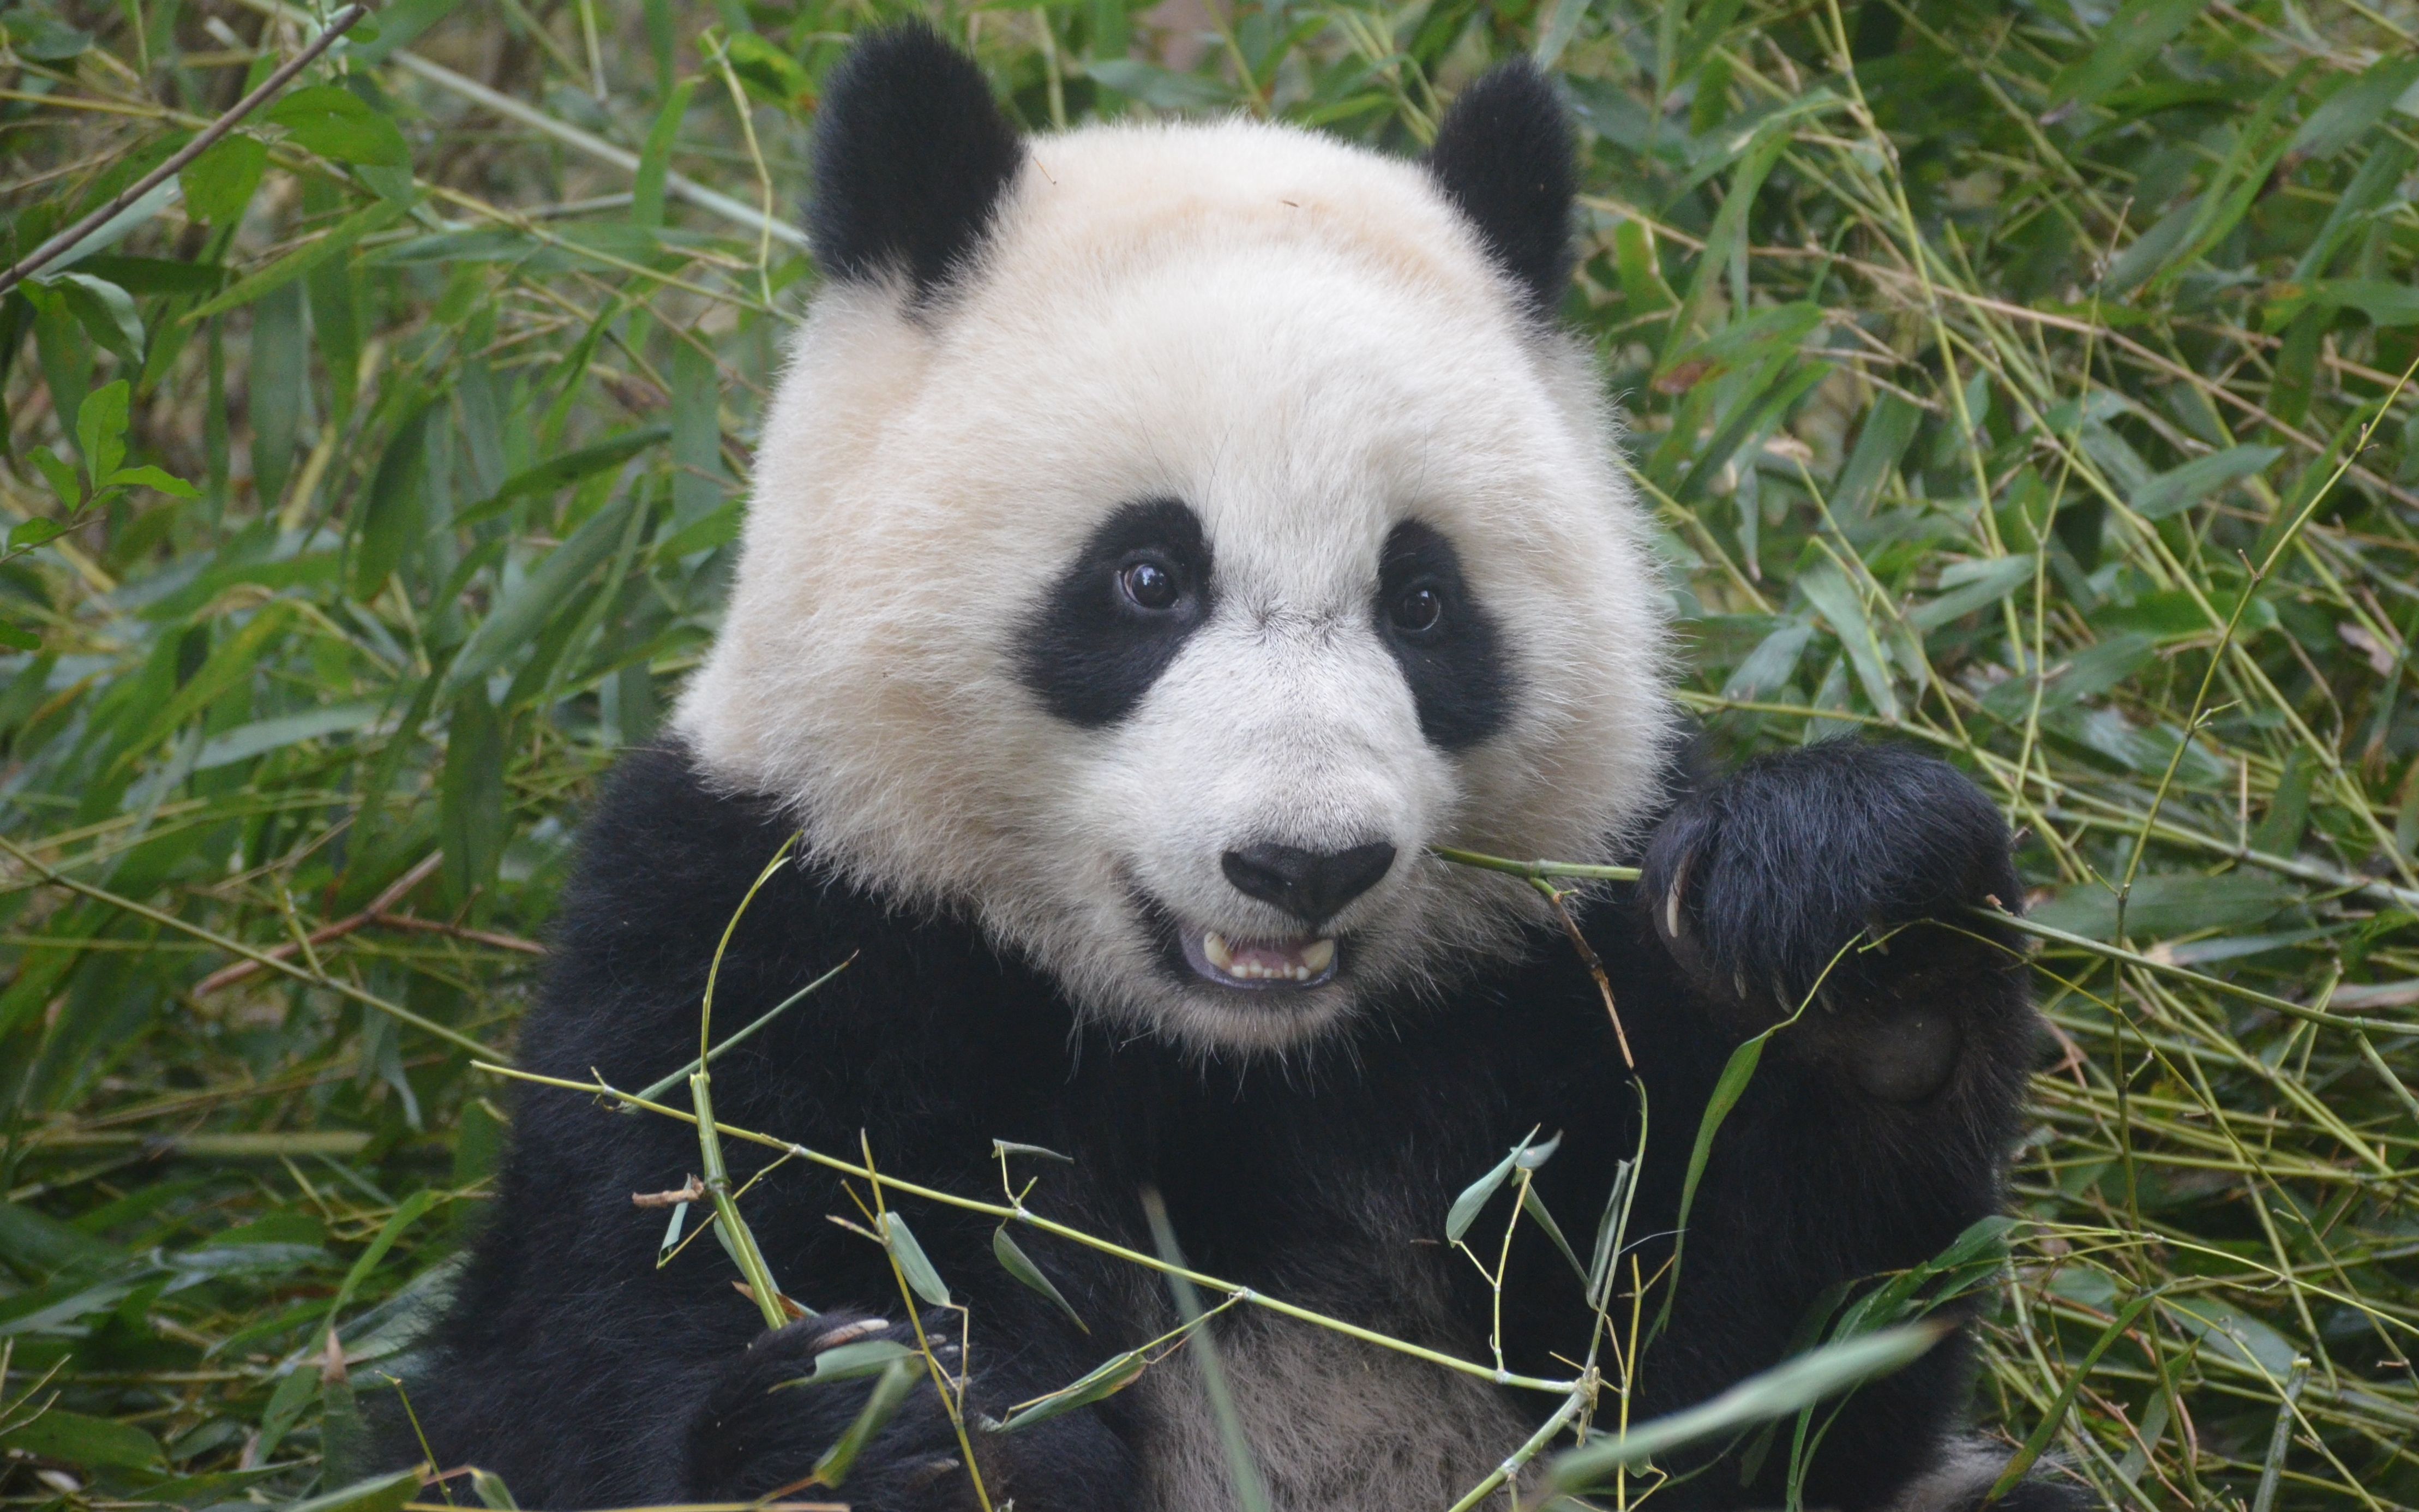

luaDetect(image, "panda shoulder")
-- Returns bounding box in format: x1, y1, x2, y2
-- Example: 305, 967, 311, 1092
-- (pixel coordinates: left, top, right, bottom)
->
539, 745, 826, 998
566, 744, 790, 911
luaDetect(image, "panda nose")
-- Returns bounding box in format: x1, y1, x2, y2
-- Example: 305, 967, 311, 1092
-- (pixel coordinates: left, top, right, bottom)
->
1220, 842, 1398, 926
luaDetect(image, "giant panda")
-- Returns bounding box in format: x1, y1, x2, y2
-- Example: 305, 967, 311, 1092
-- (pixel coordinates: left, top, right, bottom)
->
410, 26, 2083, 1512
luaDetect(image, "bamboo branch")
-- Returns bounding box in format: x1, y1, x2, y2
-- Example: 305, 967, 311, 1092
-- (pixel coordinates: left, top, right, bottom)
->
195, 850, 442, 995
225, 0, 809, 250
473, 1061, 1583, 1396
0, 833, 500, 1060
0, 4, 369, 297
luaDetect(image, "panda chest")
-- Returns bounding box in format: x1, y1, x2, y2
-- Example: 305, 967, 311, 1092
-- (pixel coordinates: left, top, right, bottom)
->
1127, 1311, 1534, 1512
1109, 1192, 1534, 1512
1106, 1078, 1542, 1507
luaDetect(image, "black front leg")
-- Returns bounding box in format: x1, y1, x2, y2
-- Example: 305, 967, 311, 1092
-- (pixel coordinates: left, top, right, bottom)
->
1630, 740, 2040, 1509
1642, 738, 2032, 1104
686, 1309, 1135, 1512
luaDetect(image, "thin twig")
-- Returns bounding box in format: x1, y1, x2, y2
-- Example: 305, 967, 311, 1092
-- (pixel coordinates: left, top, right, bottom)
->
195, 850, 443, 995
365, 913, 547, 955
0, 4, 369, 297
226, 0, 809, 250
0, 832, 499, 1060
472, 1061, 1583, 1396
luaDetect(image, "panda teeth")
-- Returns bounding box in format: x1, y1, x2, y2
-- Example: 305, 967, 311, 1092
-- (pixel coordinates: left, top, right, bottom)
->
1199, 931, 1336, 983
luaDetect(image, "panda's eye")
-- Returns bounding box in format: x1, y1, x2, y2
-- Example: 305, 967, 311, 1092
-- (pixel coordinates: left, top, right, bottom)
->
1119, 559, 1181, 611
1390, 584, 1445, 635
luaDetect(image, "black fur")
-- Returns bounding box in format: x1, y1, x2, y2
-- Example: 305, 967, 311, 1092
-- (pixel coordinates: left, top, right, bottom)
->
1424, 60, 1579, 320
1642, 741, 2030, 1103
1376, 519, 1514, 750
808, 23, 1025, 296
407, 737, 2082, 1511
1016, 499, 1214, 727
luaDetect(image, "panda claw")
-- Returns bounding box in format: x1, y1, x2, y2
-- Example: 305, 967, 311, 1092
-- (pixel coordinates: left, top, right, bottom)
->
1661, 850, 1694, 947
905, 1456, 966, 1490
814, 1316, 895, 1351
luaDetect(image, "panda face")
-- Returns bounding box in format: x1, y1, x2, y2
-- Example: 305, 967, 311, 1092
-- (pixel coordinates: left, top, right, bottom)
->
1017, 497, 1499, 1027
677, 107, 1676, 1053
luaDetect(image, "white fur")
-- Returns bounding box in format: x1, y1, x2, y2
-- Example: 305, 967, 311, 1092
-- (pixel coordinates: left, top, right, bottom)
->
1887, 1433, 2031, 1512
676, 117, 1677, 1051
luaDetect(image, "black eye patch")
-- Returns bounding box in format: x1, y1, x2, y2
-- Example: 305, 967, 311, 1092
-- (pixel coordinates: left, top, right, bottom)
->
1017, 499, 1214, 727
1375, 520, 1512, 751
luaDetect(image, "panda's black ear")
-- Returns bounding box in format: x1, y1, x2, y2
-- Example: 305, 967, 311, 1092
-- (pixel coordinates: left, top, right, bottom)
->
808, 24, 1025, 298
1423, 60, 1577, 320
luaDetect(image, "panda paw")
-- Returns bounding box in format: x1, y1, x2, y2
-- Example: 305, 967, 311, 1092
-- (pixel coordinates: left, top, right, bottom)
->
1639, 741, 2023, 1100
686, 1310, 981, 1509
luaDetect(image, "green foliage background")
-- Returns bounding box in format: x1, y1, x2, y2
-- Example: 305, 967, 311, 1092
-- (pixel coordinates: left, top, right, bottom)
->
1, 0, 2418, 1505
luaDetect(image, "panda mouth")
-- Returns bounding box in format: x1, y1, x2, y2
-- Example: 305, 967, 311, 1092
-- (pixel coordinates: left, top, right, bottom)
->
1177, 927, 1340, 990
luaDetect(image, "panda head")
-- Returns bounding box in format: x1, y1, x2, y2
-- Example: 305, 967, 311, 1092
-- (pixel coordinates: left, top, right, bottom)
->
676, 27, 1677, 1054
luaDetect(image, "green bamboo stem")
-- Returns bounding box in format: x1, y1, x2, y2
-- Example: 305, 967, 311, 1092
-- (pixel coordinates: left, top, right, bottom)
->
633, 953, 854, 1105
691, 1070, 788, 1331
476, 1061, 1580, 1396
1430, 847, 1642, 884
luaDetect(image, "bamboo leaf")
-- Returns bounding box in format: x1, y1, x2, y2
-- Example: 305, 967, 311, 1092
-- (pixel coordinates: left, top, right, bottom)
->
355, 404, 433, 596
247, 281, 305, 507
774, 1337, 917, 1387
880, 1211, 951, 1308
104, 464, 199, 499
1653, 1022, 1780, 1337
1446, 1130, 1541, 1243
993, 1348, 1149, 1432
2129, 444, 2284, 520
1545, 1323, 1948, 1490
347, 0, 469, 65
1798, 557, 1900, 719
279, 1465, 427, 1512
1910, 556, 2034, 631
264, 85, 411, 167
457, 426, 668, 530
439, 684, 506, 905
2290, 57, 2419, 159
73, 379, 128, 480
994, 1225, 1088, 1333
53, 274, 143, 365
632, 81, 698, 230
188, 199, 410, 320
1521, 1185, 1588, 1285
28, 445, 80, 509
443, 492, 640, 696
110, 602, 297, 773
179, 135, 268, 225
992, 1140, 1075, 1163
812, 1358, 919, 1485
326, 1189, 440, 1325
1984, 1295, 2154, 1501
2045, 0, 2202, 110
0, 1407, 164, 1468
